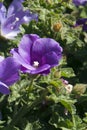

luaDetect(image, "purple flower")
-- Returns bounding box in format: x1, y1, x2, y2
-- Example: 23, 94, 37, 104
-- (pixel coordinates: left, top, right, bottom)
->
0, 0, 38, 39
11, 34, 63, 75
0, 56, 20, 94
74, 18, 87, 31
61, 78, 68, 85
73, 0, 87, 6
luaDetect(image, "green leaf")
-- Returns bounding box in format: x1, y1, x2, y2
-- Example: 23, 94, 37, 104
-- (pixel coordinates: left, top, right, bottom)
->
25, 123, 32, 130
61, 67, 75, 78
60, 99, 76, 114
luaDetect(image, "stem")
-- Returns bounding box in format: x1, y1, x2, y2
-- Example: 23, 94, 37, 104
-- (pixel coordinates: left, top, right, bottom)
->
10, 88, 48, 125
9, 76, 35, 125
72, 110, 77, 130
9, 74, 48, 126
72, 114, 77, 130
28, 77, 34, 91
27, 74, 39, 92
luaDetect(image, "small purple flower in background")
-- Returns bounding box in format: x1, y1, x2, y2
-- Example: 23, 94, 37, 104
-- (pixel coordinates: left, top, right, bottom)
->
0, 0, 38, 39
74, 18, 87, 31
73, 0, 87, 6
0, 56, 20, 94
61, 78, 68, 85
11, 34, 63, 75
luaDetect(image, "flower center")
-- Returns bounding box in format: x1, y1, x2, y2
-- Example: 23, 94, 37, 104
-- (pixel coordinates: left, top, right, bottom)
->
33, 61, 39, 68
15, 17, 19, 21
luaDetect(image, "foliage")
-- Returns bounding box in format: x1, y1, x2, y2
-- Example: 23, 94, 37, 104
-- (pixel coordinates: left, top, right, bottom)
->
0, 0, 87, 130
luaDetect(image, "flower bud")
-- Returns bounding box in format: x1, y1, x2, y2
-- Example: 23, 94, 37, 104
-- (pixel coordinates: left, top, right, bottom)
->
53, 23, 62, 32
65, 84, 73, 93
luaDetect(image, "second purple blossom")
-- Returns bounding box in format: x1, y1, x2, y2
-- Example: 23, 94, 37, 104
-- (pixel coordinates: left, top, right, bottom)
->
0, 56, 20, 94
0, 0, 38, 39
73, 0, 87, 6
74, 18, 87, 31
11, 34, 63, 75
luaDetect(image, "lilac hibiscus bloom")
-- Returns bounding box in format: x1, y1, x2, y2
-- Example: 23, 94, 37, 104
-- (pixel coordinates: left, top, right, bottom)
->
11, 34, 63, 75
74, 18, 87, 31
0, 56, 20, 94
73, 0, 87, 6
0, 0, 38, 39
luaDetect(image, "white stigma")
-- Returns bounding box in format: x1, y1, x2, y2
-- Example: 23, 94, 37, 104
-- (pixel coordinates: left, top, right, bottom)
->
33, 61, 39, 68
15, 17, 19, 21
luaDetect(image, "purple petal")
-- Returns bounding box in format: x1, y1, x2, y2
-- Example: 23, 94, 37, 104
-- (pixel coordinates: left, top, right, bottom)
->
32, 38, 62, 63
3, 73, 19, 86
0, 3, 6, 14
0, 81, 10, 94
41, 51, 61, 67
75, 18, 87, 26
74, 18, 87, 31
73, 0, 87, 5
18, 34, 39, 64
21, 10, 38, 23
24, 64, 50, 74
0, 2, 6, 23
0, 56, 4, 62
10, 48, 36, 72
1, 29, 20, 39
39, 69, 50, 75
20, 65, 50, 75
0, 57, 20, 86
11, 47, 51, 75
7, 0, 23, 17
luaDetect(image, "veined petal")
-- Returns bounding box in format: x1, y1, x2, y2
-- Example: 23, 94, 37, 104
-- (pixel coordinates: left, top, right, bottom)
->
32, 38, 62, 62
18, 34, 39, 63
10, 48, 36, 71
41, 51, 61, 67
